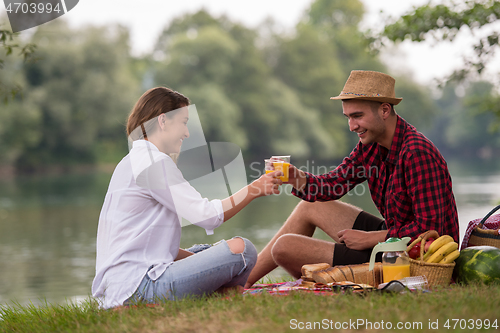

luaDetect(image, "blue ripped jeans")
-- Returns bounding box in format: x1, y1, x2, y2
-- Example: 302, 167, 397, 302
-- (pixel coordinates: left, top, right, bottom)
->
125, 237, 257, 304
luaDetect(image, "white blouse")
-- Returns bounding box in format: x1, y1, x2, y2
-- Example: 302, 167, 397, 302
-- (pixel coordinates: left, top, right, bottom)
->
92, 140, 224, 308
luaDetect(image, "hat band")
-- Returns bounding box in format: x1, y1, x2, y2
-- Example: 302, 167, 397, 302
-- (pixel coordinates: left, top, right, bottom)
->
341, 91, 383, 97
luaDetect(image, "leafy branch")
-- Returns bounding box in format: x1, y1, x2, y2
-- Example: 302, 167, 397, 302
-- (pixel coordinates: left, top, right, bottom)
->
376, 0, 500, 83
0, 27, 37, 102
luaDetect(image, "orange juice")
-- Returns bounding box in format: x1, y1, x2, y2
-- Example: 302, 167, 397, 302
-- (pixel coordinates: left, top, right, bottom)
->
382, 264, 410, 283
272, 162, 289, 182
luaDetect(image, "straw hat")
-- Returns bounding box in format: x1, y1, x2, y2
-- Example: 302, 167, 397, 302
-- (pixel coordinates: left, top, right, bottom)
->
330, 70, 403, 105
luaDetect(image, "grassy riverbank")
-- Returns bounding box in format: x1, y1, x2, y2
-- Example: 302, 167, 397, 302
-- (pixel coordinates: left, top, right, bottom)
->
1, 283, 499, 332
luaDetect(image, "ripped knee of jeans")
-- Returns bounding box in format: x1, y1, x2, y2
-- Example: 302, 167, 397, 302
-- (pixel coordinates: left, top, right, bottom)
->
227, 237, 245, 254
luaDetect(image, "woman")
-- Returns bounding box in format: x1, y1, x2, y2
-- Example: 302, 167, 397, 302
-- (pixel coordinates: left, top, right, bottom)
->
92, 87, 281, 308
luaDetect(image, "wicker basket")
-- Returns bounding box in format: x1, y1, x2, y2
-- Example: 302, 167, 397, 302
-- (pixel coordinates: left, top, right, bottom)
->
468, 205, 500, 249
406, 230, 455, 287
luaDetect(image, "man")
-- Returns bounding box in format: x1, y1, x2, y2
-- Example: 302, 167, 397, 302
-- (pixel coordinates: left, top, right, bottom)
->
245, 70, 459, 287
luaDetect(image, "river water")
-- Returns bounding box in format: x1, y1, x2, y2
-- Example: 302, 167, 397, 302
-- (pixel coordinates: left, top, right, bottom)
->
0, 157, 498, 306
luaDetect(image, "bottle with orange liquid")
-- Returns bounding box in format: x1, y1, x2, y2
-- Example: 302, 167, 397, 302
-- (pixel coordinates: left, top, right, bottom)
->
369, 237, 411, 284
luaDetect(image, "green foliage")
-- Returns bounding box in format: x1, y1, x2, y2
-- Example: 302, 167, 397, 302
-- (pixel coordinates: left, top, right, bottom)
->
181, 84, 248, 149
381, 0, 500, 80
153, 5, 365, 161
1, 0, 495, 172
0, 22, 37, 102
392, 76, 439, 129
378, 0, 500, 128
422, 81, 500, 157
272, 23, 347, 152
2, 21, 139, 170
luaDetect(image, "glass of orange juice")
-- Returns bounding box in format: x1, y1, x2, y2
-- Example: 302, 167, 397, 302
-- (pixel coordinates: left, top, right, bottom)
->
271, 155, 290, 182
265, 159, 274, 175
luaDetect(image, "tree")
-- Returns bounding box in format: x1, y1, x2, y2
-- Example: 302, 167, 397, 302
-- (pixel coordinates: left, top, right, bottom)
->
422, 81, 500, 157
154, 10, 334, 162
378, 0, 500, 123
0, 21, 36, 102
6, 20, 140, 171
272, 0, 437, 154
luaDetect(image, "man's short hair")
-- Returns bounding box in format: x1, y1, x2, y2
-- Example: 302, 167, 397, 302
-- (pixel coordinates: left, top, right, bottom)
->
368, 101, 395, 114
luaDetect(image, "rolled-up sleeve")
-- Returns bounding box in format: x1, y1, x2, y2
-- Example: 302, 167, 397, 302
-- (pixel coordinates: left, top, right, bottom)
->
292, 144, 366, 202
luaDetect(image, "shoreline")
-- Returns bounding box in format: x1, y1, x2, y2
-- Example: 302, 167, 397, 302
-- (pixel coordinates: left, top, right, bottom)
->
0, 163, 117, 181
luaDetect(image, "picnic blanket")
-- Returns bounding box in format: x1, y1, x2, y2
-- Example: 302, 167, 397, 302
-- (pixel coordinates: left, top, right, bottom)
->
243, 279, 370, 296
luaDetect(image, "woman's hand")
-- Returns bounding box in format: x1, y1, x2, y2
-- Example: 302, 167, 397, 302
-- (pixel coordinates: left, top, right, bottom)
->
221, 170, 282, 222
249, 170, 283, 197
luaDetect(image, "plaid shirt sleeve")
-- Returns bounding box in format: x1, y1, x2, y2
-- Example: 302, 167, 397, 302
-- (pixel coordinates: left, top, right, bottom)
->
389, 150, 457, 240
292, 143, 367, 202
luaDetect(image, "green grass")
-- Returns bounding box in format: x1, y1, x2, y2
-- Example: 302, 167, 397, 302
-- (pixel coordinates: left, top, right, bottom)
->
1, 284, 500, 332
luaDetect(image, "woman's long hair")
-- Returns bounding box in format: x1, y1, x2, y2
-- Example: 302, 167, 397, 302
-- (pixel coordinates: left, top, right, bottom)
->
127, 87, 190, 140
126, 87, 190, 162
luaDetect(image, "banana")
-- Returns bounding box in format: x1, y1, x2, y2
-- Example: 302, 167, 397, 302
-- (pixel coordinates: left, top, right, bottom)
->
439, 249, 460, 264
422, 235, 454, 261
426, 241, 459, 263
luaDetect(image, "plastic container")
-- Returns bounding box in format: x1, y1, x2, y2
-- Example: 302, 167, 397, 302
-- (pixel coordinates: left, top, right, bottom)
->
369, 237, 411, 283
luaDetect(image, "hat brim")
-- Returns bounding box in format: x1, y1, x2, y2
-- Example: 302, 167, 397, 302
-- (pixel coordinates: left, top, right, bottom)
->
330, 95, 402, 105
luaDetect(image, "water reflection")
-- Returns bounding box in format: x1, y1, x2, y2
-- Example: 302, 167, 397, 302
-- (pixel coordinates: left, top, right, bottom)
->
0, 159, 499, 306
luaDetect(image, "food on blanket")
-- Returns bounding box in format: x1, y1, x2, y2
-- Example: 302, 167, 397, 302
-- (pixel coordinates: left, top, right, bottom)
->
339, 266, 354, 281
301, 263, 331, 279
425, 241, 459, 263
422, 235, 454, 261
299, 280, 316, 288
312, 263, 382, 287
453, 246, 500, 285
312, 270, 334, 284
439, 250, 461, 264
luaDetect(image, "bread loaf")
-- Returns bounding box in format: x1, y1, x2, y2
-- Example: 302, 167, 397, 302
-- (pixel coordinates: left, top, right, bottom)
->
301, 263, 331, 279
311, 263, 383, 287
311, 270, 334, 284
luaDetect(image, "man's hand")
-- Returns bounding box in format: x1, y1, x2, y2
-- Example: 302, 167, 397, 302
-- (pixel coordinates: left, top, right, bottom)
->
337, 229, 387, 251
285, 164, 307, 192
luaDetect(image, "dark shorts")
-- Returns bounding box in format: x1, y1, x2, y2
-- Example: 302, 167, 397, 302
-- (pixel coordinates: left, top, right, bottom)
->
332, 211, 386, 266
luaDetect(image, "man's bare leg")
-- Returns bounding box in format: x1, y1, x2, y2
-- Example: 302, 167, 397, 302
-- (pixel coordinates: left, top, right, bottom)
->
244, 200, 361, 287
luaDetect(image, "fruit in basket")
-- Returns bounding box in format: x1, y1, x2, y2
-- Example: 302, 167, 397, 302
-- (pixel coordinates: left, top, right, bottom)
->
422, 235, 454, 261
425, 241, 459, 263
439, 250, 460, 264
408, 243, 421, 259
407, 239, 435, 260
424, 239, 434, 252
453, 246, 500, 285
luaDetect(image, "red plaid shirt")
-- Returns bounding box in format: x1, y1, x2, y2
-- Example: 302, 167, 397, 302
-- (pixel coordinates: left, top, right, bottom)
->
292, 116, 459, 242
